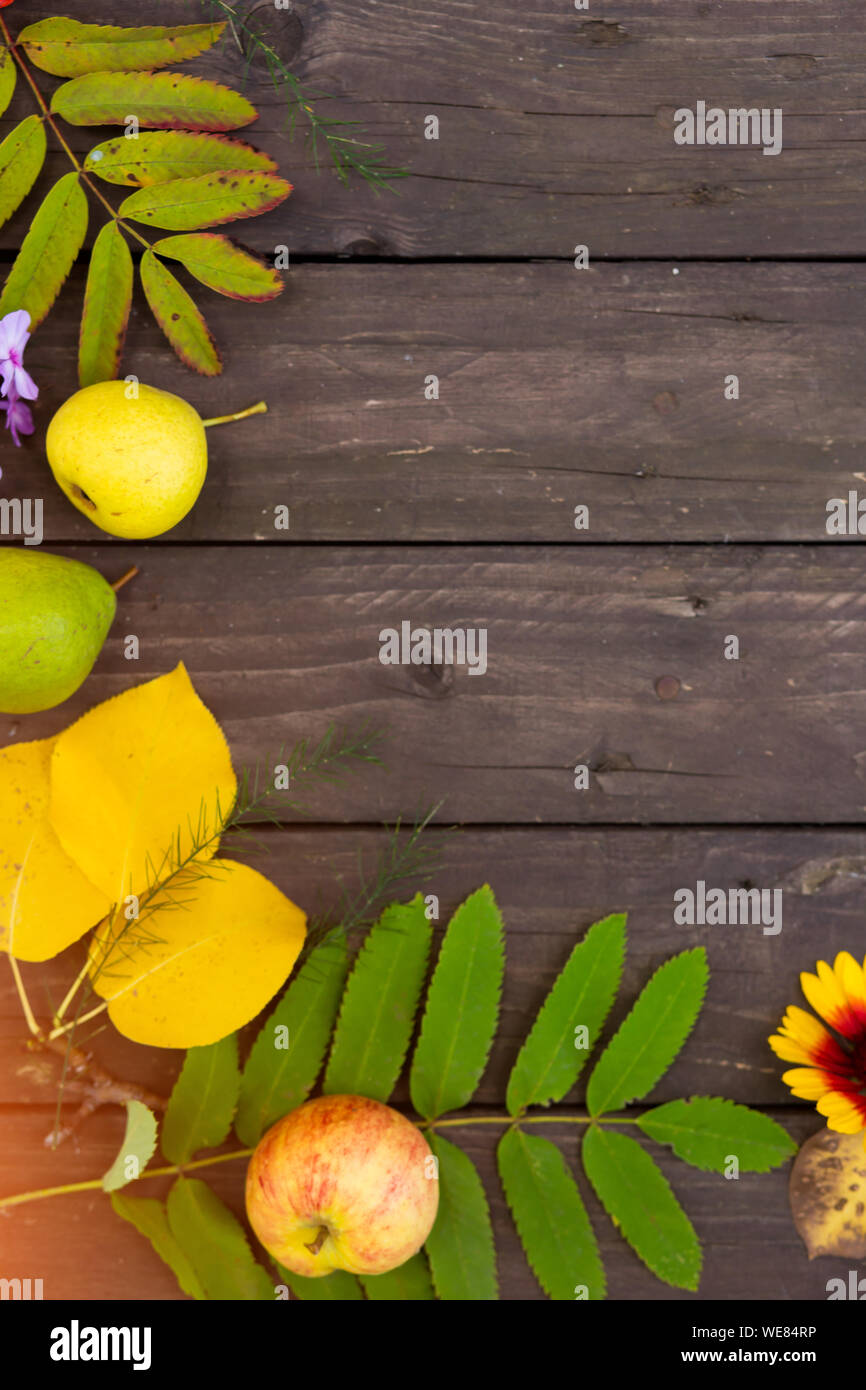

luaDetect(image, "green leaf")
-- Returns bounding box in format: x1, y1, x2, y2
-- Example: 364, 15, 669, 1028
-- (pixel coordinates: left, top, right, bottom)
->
119, 171, 291, 231
153, 233, 283, 301
410, 885, 505, 1120
0, 116, 47, 233
360, 1252, 435, 1300
101, 1100, 158, 1193
0, 172, 88, 328
498, 1128, 605, 1300
235, 938, 348, 1148
582, 1126, 702, 1291
84, 131, 277, 187
425, 1134, 497, 1300
161, 1035, 240, 1165
506, 913, 625, 1117
586, 947, 709, 1117
166, 1177, 274, 1300
0, 46, 16, 119
637, 1097, 797, 1173
52, 71, 257, 131
78, 221, 133, 387
19, 19, 225, 77
275, 1265, 364, 1301
140, 248, 221, 376
324, 895, 432, 1102
110, 1193, 206, 1300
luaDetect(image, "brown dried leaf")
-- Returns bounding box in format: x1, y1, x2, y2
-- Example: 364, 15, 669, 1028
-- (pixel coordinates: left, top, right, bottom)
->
789, 1126, 866, 1259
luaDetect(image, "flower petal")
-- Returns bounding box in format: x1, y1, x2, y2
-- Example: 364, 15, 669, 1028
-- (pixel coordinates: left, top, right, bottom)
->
836, 951, 866, 1034
816, 1090, 866, 1134
780, 1067, 833, 1100
12, 365, 38, 401
0, 309, 30, 359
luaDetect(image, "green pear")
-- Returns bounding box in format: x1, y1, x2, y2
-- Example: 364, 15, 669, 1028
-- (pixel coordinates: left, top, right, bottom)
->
0, 549, 116, 714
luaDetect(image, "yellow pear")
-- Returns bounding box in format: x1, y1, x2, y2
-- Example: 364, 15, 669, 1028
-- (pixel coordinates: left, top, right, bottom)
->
46, 382, 266, 540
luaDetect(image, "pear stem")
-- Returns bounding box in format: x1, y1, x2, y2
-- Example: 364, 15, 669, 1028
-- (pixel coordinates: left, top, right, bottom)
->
202, 401, 268, 428
111, 566, 139, 593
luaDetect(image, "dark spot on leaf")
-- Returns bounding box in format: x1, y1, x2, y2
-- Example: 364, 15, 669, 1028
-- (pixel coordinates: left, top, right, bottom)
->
171, 313, 180, 321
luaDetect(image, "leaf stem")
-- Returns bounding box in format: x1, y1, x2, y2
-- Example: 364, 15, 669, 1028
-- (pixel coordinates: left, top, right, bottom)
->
7, 955, 40, 1036
0, 15, 150, 249
52, 944, 102, 1027
0, 1147, 254, 1211
0, 1111, 642, 1212
427, 1113, 636, 1129
202, 401, 268, 427
48, 1001, 108, 1042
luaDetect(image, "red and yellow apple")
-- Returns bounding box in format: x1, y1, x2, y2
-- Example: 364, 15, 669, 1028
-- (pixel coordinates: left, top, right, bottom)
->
245, 1094, 439, 1277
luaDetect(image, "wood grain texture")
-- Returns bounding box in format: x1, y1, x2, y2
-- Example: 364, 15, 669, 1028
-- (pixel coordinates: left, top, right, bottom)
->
3, 544, 866, 823
4, 827, 864, 1111
0, 824, 848, 1300
1, 1, 864, 257
3, 262, 865, 543
0, 1107, 833, 1301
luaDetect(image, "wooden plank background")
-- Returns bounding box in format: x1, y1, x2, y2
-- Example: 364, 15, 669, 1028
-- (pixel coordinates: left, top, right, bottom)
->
3, 1, 866, 258
4, 264, 866, 542
2, 0, 864, 1301
3, 827, 864, 1299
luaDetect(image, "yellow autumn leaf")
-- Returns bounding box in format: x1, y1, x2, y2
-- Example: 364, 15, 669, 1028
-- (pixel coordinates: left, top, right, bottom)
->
49, 664, 236, 904
0, 739, 111, 963
87, 859, 306, 1047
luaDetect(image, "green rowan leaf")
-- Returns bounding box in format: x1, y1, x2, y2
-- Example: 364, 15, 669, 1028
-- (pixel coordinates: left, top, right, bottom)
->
119, 171, 291, 231
161, 1035, 240, 1165
0, 45, 16, 118
324, 895, 432, 1102
78, 221, 133, 387
498, 1127, 605, 1300
84, 131, 277, 186
0, 116, 47, 232
0, 172, 87, 327
110, 1193, 206, 1300
507, 913, 625, 1116
19, 20, 225, 77
235, 938, 348, 1148
52, 71, 257, 131
360, 1252, 435, 1300
637, 1097, 796, 1173
101, 1100, 158, 1193
586, 948, 708, 1117
166, 1177, 274, 1300
425, 1134, 497, 1300
410, 885, 505, 1120
275, 1266, 363, 1301
582, 1126, 702, 1291
140, 248, 221, 375
153, 233, 283, 301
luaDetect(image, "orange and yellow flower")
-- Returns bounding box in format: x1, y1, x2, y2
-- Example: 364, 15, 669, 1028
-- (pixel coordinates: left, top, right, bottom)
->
769, 951, 866, 1144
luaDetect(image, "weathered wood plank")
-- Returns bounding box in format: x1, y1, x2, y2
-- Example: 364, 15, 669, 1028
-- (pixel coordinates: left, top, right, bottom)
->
1, 1, 864, 257
0, 1106, 833, 1300
4, 264, 865, 542
3, 544, 866, 823
4, 826, 864, 1109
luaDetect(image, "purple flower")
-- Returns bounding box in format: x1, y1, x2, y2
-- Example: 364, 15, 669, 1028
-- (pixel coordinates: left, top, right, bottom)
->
0, 395, 34, 448
0, 309, 38, 460
0, 310, 38, 401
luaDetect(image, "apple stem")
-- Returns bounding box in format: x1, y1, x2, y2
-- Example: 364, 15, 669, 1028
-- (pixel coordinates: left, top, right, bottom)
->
202, 400, 268, 428
111, 565, 140, 593
304, 1225, 330, 1256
